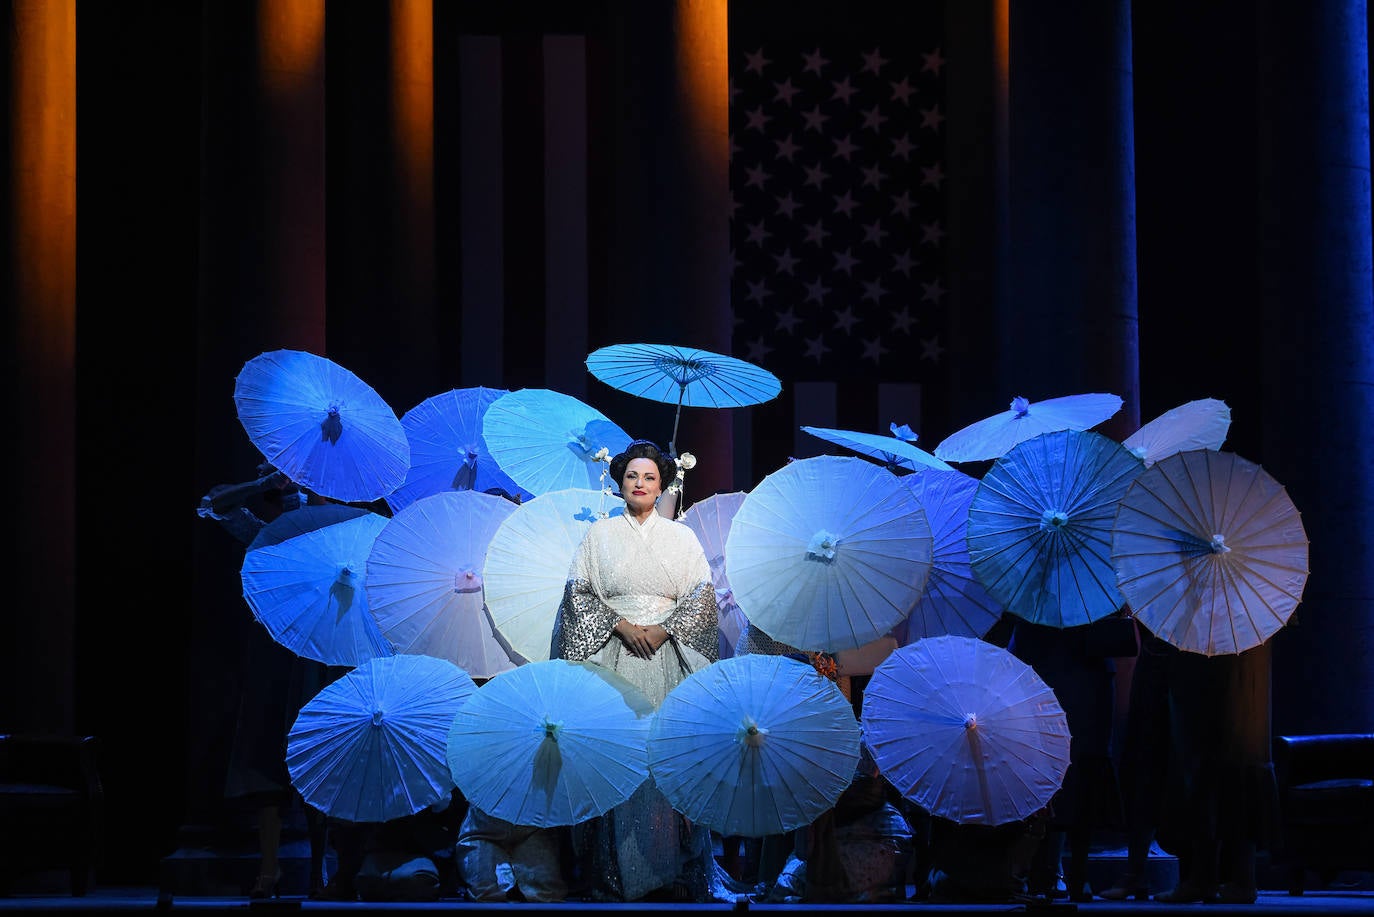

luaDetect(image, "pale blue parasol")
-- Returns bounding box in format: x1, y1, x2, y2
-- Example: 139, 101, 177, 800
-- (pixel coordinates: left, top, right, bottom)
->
287, 653, 477, 823
446, 659, 654, 828
647, 653, 861, 837
233, 349, 410, 503
240, 511, 395, 666
365, 490, 521, 678
680, 491, 751, 658
933, 392, 1123, 464
967, 429, 1144, 628
386, 386, 531, 514
724, 455, 933, 652
1123, 397, 1231, 467
585, 343, 781, 456
862, 635, 1070, 825
481, 388, 631, 496
894, 469, 1004, 641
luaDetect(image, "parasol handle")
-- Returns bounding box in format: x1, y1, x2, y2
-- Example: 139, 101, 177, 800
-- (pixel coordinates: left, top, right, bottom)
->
668, 387, 685, 458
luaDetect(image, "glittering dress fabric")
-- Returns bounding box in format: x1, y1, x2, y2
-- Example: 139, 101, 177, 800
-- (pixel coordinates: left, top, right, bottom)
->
555, 511, 720, 901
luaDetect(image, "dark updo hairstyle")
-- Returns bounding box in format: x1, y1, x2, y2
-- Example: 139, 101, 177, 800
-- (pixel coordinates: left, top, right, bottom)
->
609, 439, 676, 492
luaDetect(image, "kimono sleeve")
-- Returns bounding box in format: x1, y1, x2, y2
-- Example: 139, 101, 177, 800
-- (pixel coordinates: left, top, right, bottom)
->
661, 528, 720, 663
552, 525, 620, 662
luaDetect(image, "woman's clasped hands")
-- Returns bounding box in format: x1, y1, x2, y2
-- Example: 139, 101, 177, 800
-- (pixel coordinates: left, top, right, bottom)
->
614, 619, 669, 658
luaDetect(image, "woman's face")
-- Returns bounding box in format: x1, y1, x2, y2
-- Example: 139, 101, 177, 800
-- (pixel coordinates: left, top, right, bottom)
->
621, 457, 663, 515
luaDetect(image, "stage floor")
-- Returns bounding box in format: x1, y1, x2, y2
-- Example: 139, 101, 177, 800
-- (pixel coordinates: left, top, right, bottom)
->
2, 885, 1373, 917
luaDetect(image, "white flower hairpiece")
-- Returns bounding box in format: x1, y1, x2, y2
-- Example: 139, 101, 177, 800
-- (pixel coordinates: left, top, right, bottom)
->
667, 451, 696, 494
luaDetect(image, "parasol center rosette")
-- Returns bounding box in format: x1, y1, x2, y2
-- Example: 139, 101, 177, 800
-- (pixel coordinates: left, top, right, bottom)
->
1038, 509, 1070, 531
542, 717, 563, 741
370, 709, 384, 727
1011, 396, 1030, 416
1210, 533, 1230, 554
807, 530, 840, 561
964, 713, 977, 730
737, 719, 769, 749
322, 406, 344, 444
453, 570, 481, 593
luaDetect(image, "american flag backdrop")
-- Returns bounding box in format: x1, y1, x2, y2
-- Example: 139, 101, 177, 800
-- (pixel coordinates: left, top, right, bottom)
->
727, 1, 950, 483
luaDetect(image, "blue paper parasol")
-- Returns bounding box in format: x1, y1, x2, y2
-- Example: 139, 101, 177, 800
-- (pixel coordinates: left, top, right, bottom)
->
895, 469, 1005, 641
934, 392, 1123, 464
481, 389, 631, 496
447, 659, 654, 828
240, 511, 395, 666
648, 653, 861, 838
862, 635, 1070, 825
365, 490, 521, 678
585, 343, 781, 456
287, 653, 477, 823
386, 387, 531, 514
233, 349, 410, 503
967, 429, 1144, 628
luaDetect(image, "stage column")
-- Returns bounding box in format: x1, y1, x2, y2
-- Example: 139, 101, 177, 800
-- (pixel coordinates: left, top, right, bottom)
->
1000, 0, 1140, 439
1257, 0, 1374, 735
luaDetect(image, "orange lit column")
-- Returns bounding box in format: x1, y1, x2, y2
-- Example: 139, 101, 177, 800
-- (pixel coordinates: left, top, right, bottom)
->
588, 1, 734, 497
6, 0, 77, 733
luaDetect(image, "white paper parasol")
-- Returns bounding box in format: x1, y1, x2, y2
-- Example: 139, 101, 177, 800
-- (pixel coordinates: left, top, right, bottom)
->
482, 488, 624, 663
1111, 449, 1309, 655
724, 455, 933, 652
365, 490, 520, 678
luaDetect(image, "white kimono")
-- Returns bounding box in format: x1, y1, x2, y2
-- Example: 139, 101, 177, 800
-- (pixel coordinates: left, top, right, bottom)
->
554, 510, 720, 901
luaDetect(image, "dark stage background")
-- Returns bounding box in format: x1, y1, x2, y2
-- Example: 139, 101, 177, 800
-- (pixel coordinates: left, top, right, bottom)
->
4, 0, 1372, 886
